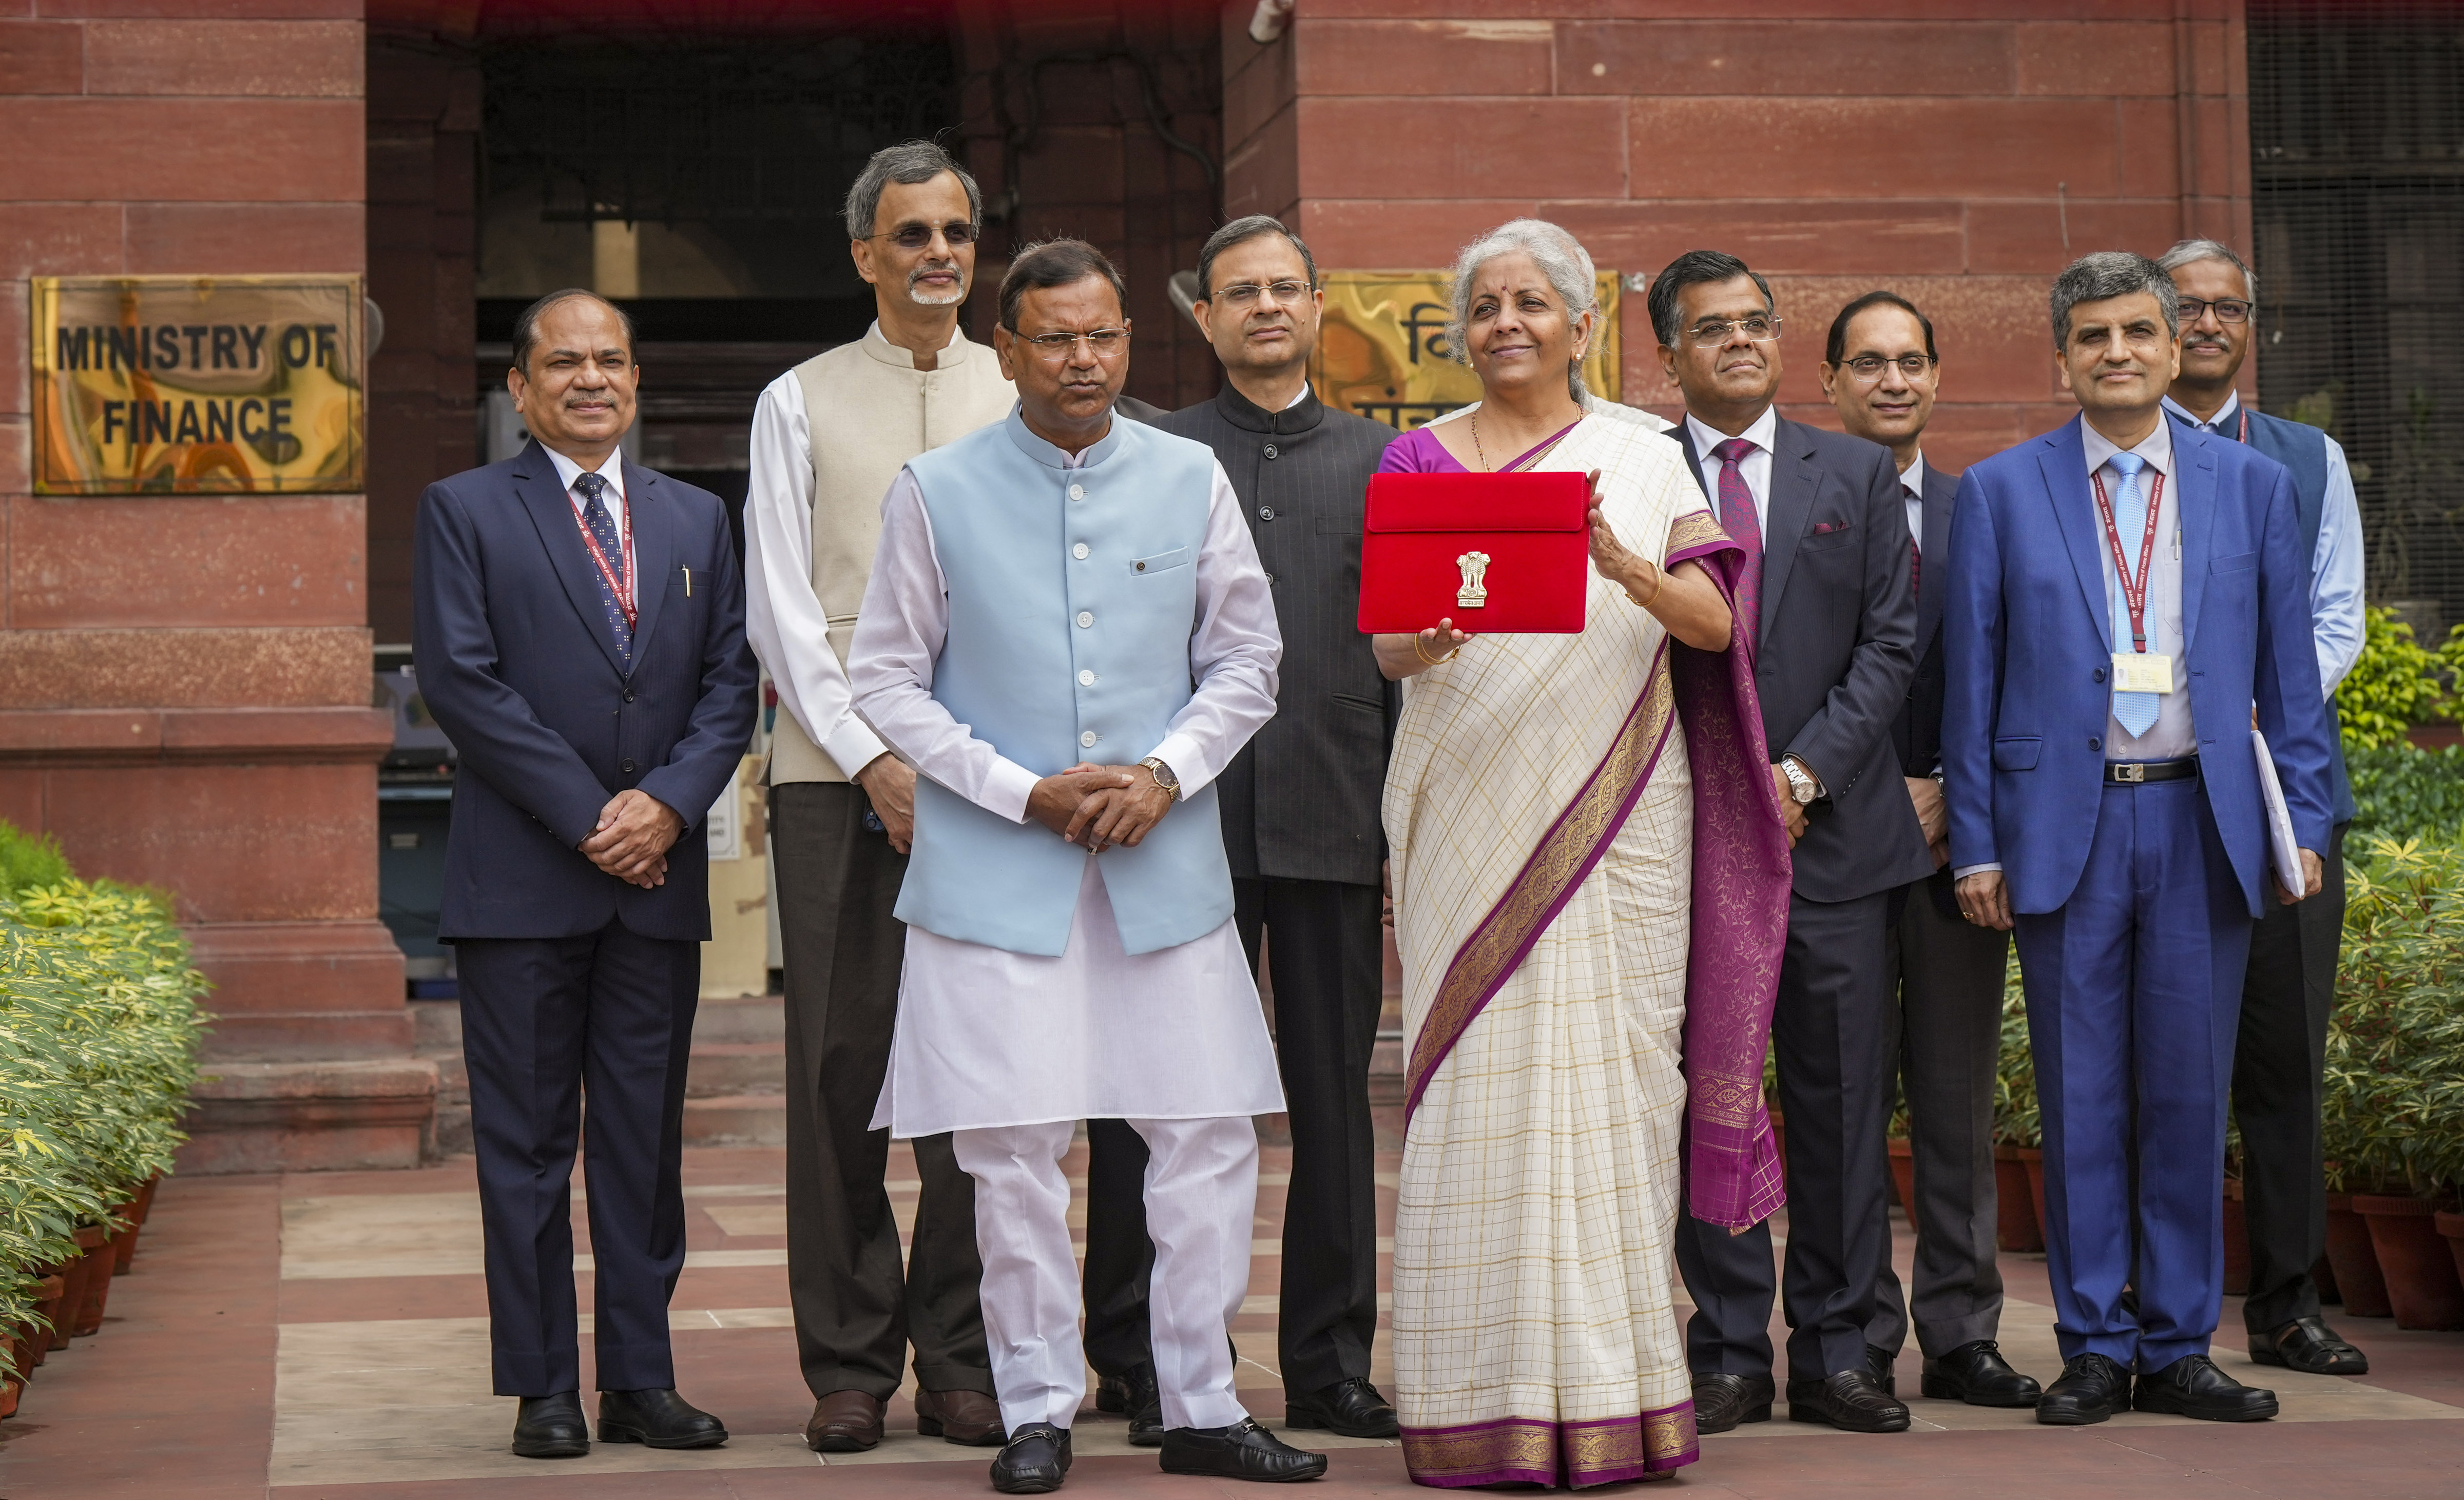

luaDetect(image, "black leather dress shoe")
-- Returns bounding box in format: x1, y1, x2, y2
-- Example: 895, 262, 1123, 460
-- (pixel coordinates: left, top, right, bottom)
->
2133, 1355, 2278, 1422
1785, 1369, 1910, 1432
1864, 1343, 1898, 1396
991, 1423, 1072, 1494
1690, 1372, 1774, 1434
599, 1387, 728, 1449
1159, 1417, 1329, 1482
2251, 1315, 2370, 1375
1920, 1340, 2043, 1407
1285, 1377, 1399, 1439
1098, 1365, 1165, 1447
2036, 1353, 2131, 1426
511, 1392, 589, 1458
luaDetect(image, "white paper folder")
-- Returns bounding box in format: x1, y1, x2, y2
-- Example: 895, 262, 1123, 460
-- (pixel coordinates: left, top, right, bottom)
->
2251, 728, 2304, 894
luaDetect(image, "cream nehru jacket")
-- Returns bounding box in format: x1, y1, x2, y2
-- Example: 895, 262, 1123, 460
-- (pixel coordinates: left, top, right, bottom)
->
769, 325, 1016, 784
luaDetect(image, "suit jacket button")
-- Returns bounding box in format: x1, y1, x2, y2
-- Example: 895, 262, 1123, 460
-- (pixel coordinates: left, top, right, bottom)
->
2088, 737, 2101, 752
622, 757, 638, 773
2092, 668, 2106, 684
623, 689, 636, 702
1264, 443, 1279, 459
1258, 505, 1275, 521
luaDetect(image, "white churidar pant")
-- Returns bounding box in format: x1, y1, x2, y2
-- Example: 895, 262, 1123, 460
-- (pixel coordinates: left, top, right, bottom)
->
953, 1115, 1259, 1433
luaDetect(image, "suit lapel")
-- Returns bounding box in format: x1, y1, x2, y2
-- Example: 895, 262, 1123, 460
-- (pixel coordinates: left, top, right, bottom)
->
624, 458, 671, 673
511, 442, 629, 678
1758, 417, 1817, 640
2036, 417, 2113, 653
2174, 419, 2217, 656
1670, 422, 1714, 504
1917, 464, 1955, 648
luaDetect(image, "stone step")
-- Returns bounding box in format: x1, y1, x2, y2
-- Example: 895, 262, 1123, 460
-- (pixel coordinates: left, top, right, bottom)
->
683, 1092, 787, 1147
694, 992, 785, 1045
688, 1041, 785, 1098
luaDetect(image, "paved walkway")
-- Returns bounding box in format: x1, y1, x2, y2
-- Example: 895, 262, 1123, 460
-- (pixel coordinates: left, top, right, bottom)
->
5, 1143, 2461, 1498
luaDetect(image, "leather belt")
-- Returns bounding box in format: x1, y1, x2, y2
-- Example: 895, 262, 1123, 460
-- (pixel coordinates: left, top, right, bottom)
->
2106, 756, 2199, 784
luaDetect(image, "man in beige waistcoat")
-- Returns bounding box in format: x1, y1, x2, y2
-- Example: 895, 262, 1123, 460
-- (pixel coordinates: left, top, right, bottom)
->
744, 140, 1015, 1453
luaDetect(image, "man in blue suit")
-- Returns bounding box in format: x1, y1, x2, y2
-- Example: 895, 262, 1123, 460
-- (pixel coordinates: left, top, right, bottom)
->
1943, 251, 2334, 1427
413, 288, 760, 1459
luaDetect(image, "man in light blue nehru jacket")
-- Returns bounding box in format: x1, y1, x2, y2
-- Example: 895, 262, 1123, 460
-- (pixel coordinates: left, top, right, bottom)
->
848, 239, 1325, 1493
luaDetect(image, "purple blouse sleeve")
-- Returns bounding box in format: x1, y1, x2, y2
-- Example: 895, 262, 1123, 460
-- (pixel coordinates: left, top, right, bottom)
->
1377, 424, 1465, 475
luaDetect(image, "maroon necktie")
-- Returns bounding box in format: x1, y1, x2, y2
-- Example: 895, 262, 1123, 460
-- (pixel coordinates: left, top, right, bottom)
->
1711, 437, 1762, 648
1907, 482, 1922, 595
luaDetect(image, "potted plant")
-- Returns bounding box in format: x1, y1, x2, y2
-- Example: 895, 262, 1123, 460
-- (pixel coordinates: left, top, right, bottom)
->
1992, 973, 2046, 1253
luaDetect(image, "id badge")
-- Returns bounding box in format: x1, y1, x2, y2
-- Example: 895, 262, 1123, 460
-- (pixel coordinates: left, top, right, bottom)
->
2112, 652, 2174, 694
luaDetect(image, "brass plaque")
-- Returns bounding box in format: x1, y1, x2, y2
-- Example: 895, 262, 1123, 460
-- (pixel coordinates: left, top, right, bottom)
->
32, 275, 365, 494
1310, 270, 1621, 432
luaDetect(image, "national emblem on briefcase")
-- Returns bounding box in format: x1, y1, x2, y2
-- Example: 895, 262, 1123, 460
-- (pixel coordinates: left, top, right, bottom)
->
1456, 551, 1491, 609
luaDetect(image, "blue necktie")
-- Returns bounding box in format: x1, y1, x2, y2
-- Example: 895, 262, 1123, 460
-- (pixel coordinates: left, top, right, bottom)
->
2106, 452, 2158, 738
573, 472, 633, 670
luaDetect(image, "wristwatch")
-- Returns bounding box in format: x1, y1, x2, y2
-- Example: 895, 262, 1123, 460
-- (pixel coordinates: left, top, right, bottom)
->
1779, 756, 1819, 806
1139, 756, 1182, 802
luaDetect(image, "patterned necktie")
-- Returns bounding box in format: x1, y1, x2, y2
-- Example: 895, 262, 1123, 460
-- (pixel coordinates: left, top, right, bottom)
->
573, 471, 633, 671
1905, 481, 1922, 595
1710, 437, 1762, 648
2105, 451, 2158, 738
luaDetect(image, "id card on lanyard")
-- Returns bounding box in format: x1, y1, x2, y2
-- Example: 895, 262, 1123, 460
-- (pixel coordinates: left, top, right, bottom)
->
2090, 467, 2171, 694
573, 489, 637, 627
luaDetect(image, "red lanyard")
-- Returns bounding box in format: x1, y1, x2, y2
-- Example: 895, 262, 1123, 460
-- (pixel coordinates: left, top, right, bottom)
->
2088, 467, 2164, 653
572, 486, 637, 626
2234, 406, 2250, 444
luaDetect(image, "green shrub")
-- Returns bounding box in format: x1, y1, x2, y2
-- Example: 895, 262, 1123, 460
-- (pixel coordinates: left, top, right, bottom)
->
0, 831, 209, 1351
2320, 836, 2464, 1194
0, 823, 71, 898
2348, 744, 2464, 846
1994, 946, 2038, 1148
2336, 606, 2464, 751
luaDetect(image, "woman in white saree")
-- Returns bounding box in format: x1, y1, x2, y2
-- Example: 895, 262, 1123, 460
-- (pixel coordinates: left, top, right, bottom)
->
1374, 222, 1792, 1488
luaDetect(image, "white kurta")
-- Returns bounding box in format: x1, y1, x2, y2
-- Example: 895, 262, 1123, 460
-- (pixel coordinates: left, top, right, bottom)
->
850, 443, 1288, 1138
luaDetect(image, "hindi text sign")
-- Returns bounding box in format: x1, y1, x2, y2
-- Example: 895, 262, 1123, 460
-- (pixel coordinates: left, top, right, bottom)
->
1309, 270, 1621, 432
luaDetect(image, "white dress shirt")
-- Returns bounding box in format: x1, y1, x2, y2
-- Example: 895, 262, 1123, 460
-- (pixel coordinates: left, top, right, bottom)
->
742, 320, 969, 782
1902, 452, 1927, 553
1684, 405, 1780, 533
2161, 391, 2367, 694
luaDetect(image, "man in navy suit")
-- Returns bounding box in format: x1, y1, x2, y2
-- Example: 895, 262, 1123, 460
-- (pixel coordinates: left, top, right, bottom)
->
1655, 250, 1932, 1437
1819, 291, 2039, 1411
413, 289, 760, 1459
1943, 252, 2334, 1427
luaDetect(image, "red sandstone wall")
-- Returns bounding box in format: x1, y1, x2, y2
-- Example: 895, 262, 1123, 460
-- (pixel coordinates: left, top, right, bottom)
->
1226, 1, 2254, 473
0, 2, 420, 1166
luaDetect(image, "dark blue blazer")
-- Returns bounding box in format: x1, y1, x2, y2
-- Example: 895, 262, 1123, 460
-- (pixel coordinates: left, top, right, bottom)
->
412, 440, 760, 941
1942, 414, 2335, 919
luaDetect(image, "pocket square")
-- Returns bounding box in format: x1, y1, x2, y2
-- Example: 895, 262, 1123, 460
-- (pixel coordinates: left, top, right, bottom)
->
1810, 519, 1853, 535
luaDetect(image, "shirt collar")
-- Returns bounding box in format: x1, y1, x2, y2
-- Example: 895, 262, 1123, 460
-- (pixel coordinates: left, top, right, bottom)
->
542, 442, 626, 500
2161, 388, 2240, 433
1003, 403, 1126, 472
2080, 412, 2174, 480
1684, 403, 1779, 464
861, 318, 968, 371
1215, 378, 1324, 435
1902, 452, 1927, 496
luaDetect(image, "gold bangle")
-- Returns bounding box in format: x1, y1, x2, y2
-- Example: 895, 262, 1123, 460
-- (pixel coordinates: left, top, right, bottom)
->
1413, 634, 1460, 667
1625, 561, 1663, 610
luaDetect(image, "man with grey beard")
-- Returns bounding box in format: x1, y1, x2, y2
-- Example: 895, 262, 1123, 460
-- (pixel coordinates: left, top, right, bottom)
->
744, 139, 1016, 1454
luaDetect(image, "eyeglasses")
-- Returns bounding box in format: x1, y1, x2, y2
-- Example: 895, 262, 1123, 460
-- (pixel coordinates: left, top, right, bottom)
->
1212, 280, 1313, 307
2178, 297, 2252, 324
1687, 315, 1781, 347
872, 221, 979, 250
1020, 328, 1129, 359
1842, 354, 1937, 379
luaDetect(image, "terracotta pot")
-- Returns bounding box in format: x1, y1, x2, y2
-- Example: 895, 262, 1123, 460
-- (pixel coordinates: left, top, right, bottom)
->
2351, 1194, 2464, 1330
2324, 1193, 2392, 1318
1888, 1137, 1916, 1219
106, 1194, 144, 1277
130, 1171, 161, 1225
70, 1224, 118, 1337
2222, 1178, 2250, 1297
2021, 1148, 2048, 1244
66, 1223, 112, 1338
29, 1274, 65, 1366
0, 1368, 17, 1421
50, 1243, 94, 1346
1995, 1143, 2044, 1252
2435, 1211, 2464, 1292
8, 1321, 31, 1380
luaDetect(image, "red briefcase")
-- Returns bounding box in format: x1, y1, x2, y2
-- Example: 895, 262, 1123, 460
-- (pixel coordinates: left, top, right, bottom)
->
1356, 470, 1592, 634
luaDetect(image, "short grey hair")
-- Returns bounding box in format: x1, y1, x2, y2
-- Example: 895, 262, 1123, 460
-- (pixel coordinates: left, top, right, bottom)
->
2049, 250, 2180, 350
842, 140, 982, 242
2156, 237, 2258, 304
1445, 219, 1600, 400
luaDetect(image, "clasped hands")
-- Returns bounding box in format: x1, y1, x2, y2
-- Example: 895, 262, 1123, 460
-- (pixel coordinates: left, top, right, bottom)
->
1026, 763, 1174, 852
580, 788, 683, 889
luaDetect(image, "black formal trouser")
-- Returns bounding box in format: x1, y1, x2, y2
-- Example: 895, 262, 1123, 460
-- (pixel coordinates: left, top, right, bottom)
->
1677, 888, 1895, 1381
2235, 822, 2348, 1334
1079, 877, 1387, 1394
1870, 876, 2012, 1359
459, 921, 699, 1397
771, 782, 992, 1400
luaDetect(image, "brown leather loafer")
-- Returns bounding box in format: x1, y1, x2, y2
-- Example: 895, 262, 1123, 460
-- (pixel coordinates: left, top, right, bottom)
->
806, 1390, 886, 1452
916, 1386, 1006, 1446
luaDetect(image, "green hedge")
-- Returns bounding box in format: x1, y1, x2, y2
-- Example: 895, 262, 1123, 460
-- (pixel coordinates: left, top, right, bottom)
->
0, 823, 209, 1342
2348, 744, 2464, 846
2322, 836, 2464, 1193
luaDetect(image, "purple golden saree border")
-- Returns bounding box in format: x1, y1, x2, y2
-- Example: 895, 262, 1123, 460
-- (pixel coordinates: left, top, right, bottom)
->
1400, 1402, 1700, 1489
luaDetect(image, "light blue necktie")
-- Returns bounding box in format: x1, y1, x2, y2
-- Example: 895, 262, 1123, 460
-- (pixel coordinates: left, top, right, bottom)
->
2106, 451, 2159, 738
